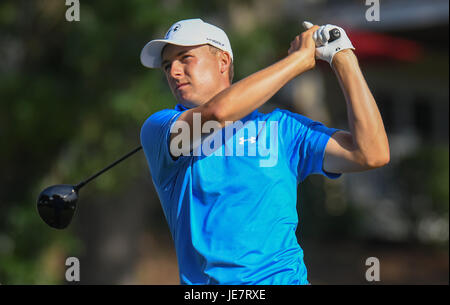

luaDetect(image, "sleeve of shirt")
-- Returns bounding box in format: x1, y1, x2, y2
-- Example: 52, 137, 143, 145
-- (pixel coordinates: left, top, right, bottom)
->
278, 109, 342, 182
140, 109, 185, 186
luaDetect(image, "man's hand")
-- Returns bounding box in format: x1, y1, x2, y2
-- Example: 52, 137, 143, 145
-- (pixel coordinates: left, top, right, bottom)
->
288, 24, 319, 71
303, 21, 355, 65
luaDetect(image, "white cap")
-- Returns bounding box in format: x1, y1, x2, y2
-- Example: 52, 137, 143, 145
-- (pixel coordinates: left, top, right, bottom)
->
140, 18, 233, 69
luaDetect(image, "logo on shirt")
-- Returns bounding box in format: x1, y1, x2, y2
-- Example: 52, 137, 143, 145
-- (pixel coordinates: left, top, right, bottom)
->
169, 114, 279, 168
239, 137, 256, 145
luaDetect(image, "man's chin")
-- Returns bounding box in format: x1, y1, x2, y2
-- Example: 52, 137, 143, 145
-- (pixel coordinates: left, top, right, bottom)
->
177, 98, 201, 109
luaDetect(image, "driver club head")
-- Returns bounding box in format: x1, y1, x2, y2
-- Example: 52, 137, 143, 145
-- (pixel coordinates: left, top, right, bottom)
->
37, 184, 79, 229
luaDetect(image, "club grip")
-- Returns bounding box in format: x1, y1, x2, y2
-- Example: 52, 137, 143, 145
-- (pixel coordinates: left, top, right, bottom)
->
328, 28, 341, 43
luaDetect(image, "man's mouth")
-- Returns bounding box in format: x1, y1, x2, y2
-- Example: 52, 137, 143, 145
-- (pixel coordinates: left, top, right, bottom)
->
176, 83, 189, 90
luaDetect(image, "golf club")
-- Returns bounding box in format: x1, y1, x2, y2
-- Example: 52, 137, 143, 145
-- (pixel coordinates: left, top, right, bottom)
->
328, 28, 341, 43
37, 145, 142, 229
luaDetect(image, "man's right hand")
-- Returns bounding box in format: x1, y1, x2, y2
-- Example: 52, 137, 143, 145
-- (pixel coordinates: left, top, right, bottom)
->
288, 24, 319, 72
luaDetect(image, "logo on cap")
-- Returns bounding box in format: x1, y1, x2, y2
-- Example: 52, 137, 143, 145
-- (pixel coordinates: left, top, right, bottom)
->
165, 23, 182, 39
206, 38, 224, 47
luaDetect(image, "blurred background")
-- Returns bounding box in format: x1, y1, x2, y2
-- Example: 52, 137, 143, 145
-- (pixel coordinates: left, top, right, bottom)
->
0, 0, 448, 284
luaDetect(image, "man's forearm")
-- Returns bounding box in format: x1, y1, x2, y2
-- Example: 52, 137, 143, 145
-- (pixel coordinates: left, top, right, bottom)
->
332, 50, 390, 166
204, 50, 313, 125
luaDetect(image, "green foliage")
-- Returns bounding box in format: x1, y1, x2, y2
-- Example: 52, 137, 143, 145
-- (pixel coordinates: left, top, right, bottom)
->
0, 0, 198, 284
397, 146, 449, 214
394, 145, 449, 245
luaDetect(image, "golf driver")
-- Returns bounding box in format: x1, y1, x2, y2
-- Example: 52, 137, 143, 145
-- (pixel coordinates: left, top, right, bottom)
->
328, 28, 341, 43
302, 21, 341, 45
37, 145, 142, 229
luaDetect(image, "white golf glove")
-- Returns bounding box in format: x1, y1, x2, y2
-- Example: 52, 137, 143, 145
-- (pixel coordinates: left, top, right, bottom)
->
303, 21, 355, 65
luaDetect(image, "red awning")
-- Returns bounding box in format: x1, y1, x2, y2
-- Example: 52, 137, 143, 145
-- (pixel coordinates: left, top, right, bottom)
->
346, 30, 424, 62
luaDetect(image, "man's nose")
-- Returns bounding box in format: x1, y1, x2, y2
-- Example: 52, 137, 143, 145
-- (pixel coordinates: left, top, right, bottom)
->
169, 60, 183, 79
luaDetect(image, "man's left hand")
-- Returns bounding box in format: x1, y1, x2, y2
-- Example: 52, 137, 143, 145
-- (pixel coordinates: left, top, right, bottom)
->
303, 21, 355, 65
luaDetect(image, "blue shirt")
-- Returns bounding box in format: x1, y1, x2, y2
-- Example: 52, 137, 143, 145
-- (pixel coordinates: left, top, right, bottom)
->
140, 104, 341, 284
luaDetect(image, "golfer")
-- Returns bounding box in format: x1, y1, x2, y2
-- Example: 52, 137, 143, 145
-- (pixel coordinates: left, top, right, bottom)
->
139, 18, 389, 284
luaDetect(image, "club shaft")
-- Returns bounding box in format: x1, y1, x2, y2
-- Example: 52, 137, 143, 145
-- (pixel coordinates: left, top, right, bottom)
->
74, 145, 142, 191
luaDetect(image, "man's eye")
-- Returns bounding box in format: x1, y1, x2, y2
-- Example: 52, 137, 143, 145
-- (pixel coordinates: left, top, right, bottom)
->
182, 55, 191, 60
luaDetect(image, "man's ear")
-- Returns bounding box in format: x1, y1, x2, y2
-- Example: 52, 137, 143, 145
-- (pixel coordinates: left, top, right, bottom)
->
218, 51, 231, 75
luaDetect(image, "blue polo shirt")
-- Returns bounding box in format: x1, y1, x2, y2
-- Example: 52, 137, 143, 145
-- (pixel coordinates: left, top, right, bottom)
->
140, 103, 340, 285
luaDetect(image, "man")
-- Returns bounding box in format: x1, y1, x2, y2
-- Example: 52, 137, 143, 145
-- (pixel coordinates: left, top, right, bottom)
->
139, 18, 389, 284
